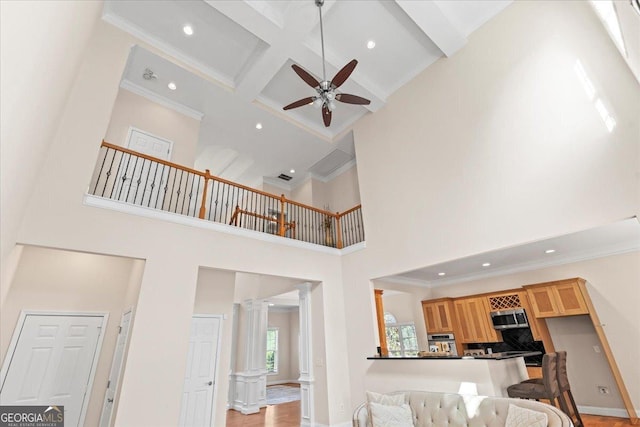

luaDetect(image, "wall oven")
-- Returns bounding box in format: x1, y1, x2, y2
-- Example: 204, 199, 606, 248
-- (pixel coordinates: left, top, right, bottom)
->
490, 308, 529, 330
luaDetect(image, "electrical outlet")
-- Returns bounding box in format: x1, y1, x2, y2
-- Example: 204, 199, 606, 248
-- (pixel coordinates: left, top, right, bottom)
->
597, 386, 610, 394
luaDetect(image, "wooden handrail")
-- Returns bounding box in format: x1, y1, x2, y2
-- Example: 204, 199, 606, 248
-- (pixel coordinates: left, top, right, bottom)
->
338, 204, 362, 218
102, 141, 206, 177
101, 141, 282, 202
99, 140, 363, 246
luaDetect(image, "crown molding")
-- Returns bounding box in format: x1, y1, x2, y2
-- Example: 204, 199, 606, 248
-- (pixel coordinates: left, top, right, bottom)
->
102, 11, 236, 89
120, 79, 204, 121
397, 241, 640, 289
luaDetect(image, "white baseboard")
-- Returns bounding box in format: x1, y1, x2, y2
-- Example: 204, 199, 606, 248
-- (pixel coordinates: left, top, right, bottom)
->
577, 405, 638, 418
267, 379, 300, 386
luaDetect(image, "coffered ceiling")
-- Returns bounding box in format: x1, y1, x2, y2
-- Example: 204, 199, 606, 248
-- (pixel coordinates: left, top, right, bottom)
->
102, 0, 512, 187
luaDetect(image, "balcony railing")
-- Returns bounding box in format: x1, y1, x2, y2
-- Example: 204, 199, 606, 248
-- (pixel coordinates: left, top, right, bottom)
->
88, 141, 364, 248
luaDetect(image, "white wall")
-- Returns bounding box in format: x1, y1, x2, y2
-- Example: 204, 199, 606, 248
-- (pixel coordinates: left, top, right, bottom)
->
343, 0, 639, 413
104, 89, 201, 167
354, 0, 639, 279
12, 20, 349, 427
326, 165, 361, 213
0, 0, 102, 304
0, 246, 143, 427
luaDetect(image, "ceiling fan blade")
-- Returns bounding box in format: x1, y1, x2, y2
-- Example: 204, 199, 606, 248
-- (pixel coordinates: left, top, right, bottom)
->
283, 97, 316, 110
292, 64, 320, 88
336, 93, 371, 105
322, 105, 332, 127
331, 59, 358, 89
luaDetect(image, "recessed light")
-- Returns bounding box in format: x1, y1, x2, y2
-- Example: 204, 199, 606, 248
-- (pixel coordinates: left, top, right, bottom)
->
255, 123, 263, 130
438, 272, 446, 276
183, 25, 194, 36
290, 169, 295, 174
268, 303, 274, 307
367, 40, 376, 49
545, 249, 556, 254
482, 263, 491, 267
167, 82, 177, 91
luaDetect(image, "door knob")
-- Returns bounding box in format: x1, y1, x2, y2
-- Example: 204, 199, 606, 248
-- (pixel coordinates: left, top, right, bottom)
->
107, 398, 114, 403
207, 381, 213, 386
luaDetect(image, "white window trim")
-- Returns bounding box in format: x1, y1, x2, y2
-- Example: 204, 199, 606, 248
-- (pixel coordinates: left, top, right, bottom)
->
385, 322, 418, 357
266, 327, 279, 374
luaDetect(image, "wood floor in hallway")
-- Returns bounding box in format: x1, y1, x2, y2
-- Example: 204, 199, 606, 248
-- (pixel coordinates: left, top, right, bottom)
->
225, 403, 634, 427
226, 401, 300, 427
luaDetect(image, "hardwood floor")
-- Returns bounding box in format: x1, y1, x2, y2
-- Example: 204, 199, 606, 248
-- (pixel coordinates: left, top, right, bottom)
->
226, 404, 635, 427
582, 414, 637, 427
226, 401, 300, 427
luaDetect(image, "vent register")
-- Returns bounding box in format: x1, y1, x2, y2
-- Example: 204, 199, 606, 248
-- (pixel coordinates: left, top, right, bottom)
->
276, 148, 353, 182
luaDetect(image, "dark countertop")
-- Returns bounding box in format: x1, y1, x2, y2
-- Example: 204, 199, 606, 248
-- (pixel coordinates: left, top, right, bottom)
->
367, 351, 541, 361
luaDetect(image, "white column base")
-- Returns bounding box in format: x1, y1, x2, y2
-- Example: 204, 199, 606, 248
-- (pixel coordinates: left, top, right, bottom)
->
298, 376, 315, 426
231, 371, 267, 414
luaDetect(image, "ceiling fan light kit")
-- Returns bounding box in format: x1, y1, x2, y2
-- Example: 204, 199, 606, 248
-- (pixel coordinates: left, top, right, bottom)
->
283, 0, 371, 127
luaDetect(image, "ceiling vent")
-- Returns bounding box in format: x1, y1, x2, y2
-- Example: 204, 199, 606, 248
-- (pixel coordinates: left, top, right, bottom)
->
278, 173, 293, 181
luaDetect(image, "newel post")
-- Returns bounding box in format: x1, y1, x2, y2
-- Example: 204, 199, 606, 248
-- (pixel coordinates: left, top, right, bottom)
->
198, 169, 211, 219
336, 212, 343, 249
278, 194, 286, 237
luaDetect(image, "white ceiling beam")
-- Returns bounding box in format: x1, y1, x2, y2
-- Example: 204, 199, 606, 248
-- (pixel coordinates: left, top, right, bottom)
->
395, 0, 467, 57
205, 0, 384, 112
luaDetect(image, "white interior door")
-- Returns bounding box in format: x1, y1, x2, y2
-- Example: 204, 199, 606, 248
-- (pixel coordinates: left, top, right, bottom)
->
98, 310, 132, 427
116, 128, 173, 206
0, 314, 105, 427
179, 316, 222, 427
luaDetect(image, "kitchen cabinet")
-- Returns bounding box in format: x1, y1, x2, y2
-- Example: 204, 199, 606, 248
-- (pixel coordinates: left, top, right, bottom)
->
454, 297, 499, 343
525, 278, 588, 318
422, 298, 455, 333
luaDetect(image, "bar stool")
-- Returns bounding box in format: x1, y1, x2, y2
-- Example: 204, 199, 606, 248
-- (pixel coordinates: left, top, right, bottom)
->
507, 353, 565, 410
521, 351, 583, 427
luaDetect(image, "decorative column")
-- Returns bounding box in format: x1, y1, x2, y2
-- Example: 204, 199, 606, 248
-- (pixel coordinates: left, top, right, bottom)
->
297, 283, 314, 426
227, 303, 240, 410
374, 289, 388, 356
232, 299, 268, 414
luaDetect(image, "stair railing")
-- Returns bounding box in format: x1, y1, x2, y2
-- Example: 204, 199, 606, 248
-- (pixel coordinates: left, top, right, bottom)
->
89, 141, 364, 248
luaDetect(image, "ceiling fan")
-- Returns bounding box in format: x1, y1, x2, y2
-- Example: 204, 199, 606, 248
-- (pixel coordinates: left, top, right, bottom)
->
283, 0, 371, 127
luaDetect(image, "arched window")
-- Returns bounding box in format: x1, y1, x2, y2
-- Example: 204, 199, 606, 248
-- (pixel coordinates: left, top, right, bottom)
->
384, 312, 397, 325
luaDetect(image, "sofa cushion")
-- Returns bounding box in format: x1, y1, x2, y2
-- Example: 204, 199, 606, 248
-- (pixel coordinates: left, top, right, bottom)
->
505, 404, 548, 427
366, 390, 406, 406
353, 391, 571, 427
369, 402, 414, 427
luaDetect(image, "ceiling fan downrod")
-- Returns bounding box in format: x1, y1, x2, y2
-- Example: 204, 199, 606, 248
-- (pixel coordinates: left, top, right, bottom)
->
282, 0, 371, 127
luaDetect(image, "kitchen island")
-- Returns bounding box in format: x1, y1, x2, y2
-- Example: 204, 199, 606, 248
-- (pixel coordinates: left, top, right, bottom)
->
364, 352, 540, 397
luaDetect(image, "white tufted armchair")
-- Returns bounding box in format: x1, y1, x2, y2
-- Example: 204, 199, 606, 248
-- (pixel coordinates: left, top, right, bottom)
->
353, 391, 572, 427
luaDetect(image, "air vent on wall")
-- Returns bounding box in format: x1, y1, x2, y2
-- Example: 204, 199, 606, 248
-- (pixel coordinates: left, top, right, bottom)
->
278, 173, 293, 181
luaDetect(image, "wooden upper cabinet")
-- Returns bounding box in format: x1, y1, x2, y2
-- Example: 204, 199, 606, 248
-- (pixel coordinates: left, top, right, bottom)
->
422, 298, 455, 334
453, 297, 499, 343
525, 278, 589, 318
453, 299, 473, 343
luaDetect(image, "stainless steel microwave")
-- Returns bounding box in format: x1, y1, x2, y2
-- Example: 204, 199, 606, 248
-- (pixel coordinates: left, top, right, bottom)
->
490, 308, 529, 330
